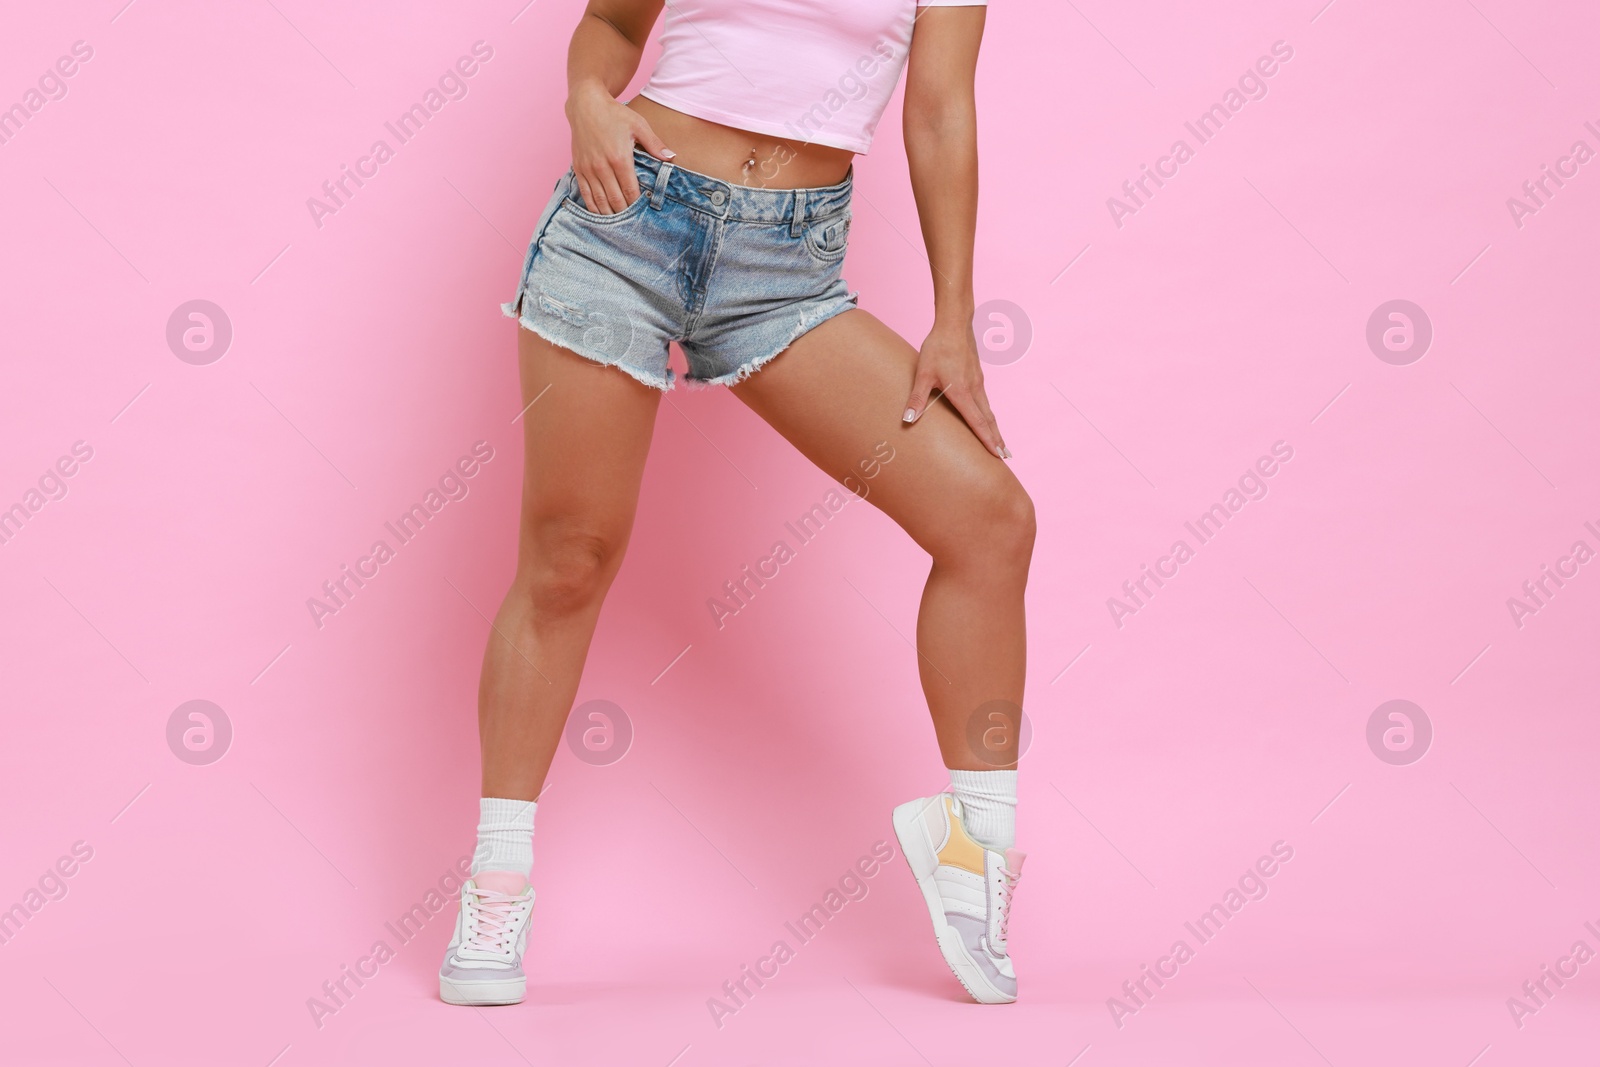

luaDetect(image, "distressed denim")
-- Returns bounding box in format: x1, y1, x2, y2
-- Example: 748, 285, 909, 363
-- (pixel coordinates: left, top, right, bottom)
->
503, 148, 858, 390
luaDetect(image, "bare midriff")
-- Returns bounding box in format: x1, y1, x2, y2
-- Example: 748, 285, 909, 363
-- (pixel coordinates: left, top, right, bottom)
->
627, 96, 855, 190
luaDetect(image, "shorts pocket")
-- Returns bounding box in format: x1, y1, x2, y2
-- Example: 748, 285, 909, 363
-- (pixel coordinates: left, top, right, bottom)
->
803, 209, 851, 263
560, 173, 652, 224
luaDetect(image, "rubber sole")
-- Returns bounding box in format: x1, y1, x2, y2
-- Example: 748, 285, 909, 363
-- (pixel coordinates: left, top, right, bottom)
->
439, 974, 526, 1006
891, 798, 1016, 1005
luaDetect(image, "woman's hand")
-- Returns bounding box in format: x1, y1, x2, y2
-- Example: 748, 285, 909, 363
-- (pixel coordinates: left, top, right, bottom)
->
903, 319, 1011, 460
565, 82, 674, 214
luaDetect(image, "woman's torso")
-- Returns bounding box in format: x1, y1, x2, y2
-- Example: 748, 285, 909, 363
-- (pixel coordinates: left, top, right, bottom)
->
624, 0, 932, 189
625, 96, 856, 190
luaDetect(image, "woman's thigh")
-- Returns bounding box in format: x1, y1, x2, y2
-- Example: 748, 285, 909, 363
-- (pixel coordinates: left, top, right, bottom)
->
730, 309, 1032, 562
513, 328, 662, 565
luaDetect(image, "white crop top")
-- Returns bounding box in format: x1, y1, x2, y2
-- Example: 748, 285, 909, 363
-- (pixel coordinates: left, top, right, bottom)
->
638, 0, 986, 155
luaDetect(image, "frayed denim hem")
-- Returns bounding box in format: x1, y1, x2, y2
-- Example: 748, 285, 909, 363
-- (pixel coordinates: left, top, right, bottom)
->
683, 294, 859, 390
500, 299, 675, 393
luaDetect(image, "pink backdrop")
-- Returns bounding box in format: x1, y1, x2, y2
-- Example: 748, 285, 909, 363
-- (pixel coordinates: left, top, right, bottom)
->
3, 0, 1598, 1064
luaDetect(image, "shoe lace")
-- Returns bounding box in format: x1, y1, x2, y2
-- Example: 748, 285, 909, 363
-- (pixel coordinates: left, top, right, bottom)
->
996, 863, 1022, 945
463, 886, 529, 954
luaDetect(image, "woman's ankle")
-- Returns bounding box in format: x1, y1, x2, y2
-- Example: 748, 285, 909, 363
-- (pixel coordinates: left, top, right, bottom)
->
472, 796, 538, 876
947, 768, 1017, 851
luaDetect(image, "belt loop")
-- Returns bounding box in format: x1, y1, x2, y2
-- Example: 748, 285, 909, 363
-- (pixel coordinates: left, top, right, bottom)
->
649, 161, 675, 210
790, 189, 807, 236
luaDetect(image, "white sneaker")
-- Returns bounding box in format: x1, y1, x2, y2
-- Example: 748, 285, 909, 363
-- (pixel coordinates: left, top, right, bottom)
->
438, 871, 535, 1005
892, 793, 1024, 1004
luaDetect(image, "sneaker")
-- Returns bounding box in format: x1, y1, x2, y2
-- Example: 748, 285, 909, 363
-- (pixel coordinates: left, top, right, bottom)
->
438, 871, 535, 1005
892, 793, 1024, 1004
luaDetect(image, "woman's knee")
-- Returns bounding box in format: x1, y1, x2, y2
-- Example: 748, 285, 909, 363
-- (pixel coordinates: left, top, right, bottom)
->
991, 477, 1037, 560
514, 517, 628, 617
933, 470, 1035, 571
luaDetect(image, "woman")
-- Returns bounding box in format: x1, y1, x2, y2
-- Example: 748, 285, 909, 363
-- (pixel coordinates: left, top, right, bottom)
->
438, 0, 1035, 1007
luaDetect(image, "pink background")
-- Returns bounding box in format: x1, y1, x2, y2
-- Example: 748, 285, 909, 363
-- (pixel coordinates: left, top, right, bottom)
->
3, 0, 1598, 1064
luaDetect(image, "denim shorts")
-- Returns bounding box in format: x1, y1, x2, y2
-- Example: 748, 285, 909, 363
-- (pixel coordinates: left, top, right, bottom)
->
502, 148, 858, 390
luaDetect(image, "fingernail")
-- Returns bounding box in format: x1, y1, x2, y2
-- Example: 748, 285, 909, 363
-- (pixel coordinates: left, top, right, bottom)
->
902, 408, 918, 423
1002, 447, 1013, 459
662, 149, 677, 159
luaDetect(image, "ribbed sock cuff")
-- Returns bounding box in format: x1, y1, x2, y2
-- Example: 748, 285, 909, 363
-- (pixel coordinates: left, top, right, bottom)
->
472, 796, 537, 876
949, 768, 1017, 851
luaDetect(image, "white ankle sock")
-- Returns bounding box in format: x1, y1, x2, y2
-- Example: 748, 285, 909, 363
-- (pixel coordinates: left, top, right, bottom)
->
471, 797, 537, 876
949, 768, 1017, 851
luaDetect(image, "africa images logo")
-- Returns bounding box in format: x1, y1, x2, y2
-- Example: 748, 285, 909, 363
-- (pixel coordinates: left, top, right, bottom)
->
305, 42, 494, 230
305, 442, 496, 630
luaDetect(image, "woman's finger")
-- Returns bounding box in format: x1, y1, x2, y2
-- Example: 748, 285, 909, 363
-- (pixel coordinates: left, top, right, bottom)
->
946, 386, 1006, 460
971, 384, 1010, 458
598, 165, 630, 214
611, 151, 643, 206
574, 171, 600, 214
629, 114, 676, 162
903, 369, 940, 423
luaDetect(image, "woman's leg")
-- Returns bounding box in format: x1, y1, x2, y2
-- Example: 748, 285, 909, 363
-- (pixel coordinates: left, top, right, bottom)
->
729, 309, 1035, 773
733, 307, 1033, 1005
442, 330, 660, 1007
478, 328, 663, 801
